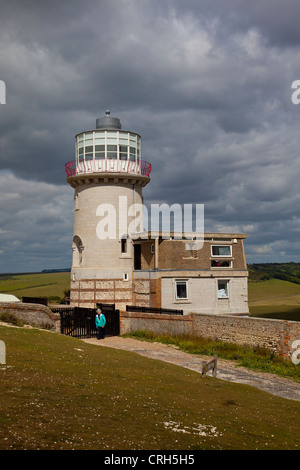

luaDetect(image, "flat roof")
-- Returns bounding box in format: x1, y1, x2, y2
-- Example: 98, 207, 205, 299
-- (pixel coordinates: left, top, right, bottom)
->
131, 231, 247, 240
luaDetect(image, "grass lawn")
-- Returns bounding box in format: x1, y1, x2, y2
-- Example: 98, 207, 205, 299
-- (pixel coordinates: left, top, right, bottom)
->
0, 325, 300, 450
0, 272, 70, 303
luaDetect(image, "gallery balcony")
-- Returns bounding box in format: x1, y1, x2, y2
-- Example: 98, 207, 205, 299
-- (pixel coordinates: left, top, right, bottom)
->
64, 158, 152, 187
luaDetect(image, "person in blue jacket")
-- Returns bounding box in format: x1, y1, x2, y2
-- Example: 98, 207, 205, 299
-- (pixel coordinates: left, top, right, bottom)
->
95, 308, 106, 339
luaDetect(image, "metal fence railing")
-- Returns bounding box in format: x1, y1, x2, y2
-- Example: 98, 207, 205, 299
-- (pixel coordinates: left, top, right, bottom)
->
126, 305, 183, 316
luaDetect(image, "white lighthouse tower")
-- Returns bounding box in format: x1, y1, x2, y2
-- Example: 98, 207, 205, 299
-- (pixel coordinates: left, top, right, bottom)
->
65, 111, 151, 308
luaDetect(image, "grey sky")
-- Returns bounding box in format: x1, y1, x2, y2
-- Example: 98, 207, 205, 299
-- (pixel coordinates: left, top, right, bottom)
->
0, 0, 299, 272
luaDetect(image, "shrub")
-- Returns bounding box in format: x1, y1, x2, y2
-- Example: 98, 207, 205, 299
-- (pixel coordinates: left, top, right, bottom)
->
0, 311, 24, 327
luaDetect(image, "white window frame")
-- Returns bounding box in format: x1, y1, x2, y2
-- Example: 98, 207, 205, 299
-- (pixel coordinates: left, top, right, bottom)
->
217, 280, 229, 299
175, 279, 188, 300
211, 245, 232, 257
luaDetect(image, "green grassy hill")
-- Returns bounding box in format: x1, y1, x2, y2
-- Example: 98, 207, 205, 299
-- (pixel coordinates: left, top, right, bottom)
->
0, 272, 70, 304
247, 262, 300, 321
248, 279, 300, 321
0, 325, 299, 450
248, 262, 300, 284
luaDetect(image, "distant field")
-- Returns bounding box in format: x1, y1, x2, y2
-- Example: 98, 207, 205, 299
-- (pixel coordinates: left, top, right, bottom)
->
248, 279, 300, 321
0, 272, 70, 303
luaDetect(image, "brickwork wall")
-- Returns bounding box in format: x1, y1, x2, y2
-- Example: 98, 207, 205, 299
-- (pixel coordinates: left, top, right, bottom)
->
150, 278, 161, 308
156, 239, 246, 271
120, 310, 300, 361
141, 241, 155, 270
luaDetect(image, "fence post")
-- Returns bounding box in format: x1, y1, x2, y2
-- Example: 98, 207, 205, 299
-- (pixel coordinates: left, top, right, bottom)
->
202, 355, 217, 378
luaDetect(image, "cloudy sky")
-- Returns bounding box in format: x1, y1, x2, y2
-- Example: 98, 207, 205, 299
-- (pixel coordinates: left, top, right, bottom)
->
0, 0, 300, 272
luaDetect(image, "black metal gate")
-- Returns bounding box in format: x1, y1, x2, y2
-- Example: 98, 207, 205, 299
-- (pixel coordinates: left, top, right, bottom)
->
52, 304, 120, 339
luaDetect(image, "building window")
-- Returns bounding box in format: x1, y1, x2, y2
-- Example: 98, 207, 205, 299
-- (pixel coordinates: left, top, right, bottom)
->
107, 144, 118, 159
73, 235, 84, 267
211, 260, 232, 268
218, 280, 229, 298
95, 144, 105, 159
74, 191, 80, 211
134, 244, 141, 270
175, 280, 188, 300
76, 131, 141, 162
211, 245, 232, 257
119, 145, 128, 160
121, 238, 127, 254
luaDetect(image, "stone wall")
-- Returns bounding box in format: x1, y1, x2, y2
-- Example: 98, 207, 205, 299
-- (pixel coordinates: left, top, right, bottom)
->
70, 277, 162, 311
120, 311, 194, 337
0, 302, 60, 332
193, 313, 300, 359
120, 310, 300, 361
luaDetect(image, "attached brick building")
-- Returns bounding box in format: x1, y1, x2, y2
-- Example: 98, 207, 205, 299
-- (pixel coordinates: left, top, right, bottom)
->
130, 231, 248, 315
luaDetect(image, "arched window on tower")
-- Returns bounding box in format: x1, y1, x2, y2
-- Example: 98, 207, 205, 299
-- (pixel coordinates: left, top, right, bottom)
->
73, 235, 84, 267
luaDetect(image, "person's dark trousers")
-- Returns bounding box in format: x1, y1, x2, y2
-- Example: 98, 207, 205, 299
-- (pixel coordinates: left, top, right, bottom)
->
97, 327, 105, 339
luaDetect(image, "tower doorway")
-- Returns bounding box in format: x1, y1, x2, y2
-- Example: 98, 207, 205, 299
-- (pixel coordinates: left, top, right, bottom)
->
134, 244, 141, 270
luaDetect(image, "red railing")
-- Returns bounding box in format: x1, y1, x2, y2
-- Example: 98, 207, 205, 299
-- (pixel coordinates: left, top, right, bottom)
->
64, 159, 152, 178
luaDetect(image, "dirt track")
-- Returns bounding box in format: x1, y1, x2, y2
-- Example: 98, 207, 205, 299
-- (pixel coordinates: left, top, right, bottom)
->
82, 336, 300, 402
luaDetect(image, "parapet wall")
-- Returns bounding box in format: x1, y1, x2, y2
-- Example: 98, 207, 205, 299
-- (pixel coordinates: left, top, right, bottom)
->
120, 311, 300, 361
0, 302, 60, 332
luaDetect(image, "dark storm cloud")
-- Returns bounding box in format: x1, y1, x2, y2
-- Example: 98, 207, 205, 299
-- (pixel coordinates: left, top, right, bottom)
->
170, 0, 300, 48
0, 0, 299, 271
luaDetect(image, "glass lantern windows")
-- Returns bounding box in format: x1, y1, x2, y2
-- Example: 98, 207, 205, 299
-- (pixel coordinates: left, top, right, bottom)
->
129, 146, 136, 162
95, 144, 105, 160
107, 144, 117, 159
75, 131, 140, 162
119, 145, 128, 160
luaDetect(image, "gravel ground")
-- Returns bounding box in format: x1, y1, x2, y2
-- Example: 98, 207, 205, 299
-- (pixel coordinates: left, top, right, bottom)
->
83, 336, 300, 402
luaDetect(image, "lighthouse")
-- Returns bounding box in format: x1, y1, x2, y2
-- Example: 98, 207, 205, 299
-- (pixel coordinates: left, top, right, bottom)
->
65, 111, 152, 308
65, 112, 249, 316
